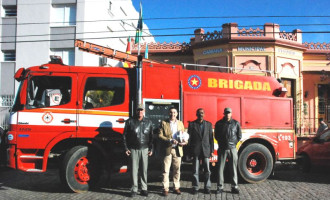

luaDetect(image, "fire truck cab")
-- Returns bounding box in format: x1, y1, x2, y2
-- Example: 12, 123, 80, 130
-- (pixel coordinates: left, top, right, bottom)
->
7, 58, 296, 192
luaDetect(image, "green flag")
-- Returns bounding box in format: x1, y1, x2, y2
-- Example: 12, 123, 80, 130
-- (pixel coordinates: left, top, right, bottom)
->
135, 2, 143, 44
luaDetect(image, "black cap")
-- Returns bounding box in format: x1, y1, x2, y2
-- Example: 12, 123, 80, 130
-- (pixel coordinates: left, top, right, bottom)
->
224, 107, 232, 113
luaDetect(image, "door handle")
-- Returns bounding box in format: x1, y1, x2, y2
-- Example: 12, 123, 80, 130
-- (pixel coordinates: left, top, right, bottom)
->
61, 118, 76, 124
116, 118, 126, 123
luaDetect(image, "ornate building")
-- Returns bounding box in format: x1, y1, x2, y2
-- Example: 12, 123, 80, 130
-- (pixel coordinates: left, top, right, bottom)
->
133, 23, 330, 136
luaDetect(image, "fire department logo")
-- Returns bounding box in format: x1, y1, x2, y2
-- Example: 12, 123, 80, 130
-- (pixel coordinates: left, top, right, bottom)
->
188, 75, 202, 89
42, 112, 53, 124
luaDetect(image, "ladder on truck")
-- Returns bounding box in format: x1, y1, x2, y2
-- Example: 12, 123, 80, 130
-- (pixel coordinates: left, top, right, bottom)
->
74, 39, 159, 67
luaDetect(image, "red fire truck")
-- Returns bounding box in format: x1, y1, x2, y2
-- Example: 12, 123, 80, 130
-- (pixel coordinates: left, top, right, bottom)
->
6, 56, 296, 192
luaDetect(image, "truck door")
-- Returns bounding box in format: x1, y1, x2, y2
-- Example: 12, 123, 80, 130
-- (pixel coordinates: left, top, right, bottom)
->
16, 73, 77, 150
77, 74, 129, 140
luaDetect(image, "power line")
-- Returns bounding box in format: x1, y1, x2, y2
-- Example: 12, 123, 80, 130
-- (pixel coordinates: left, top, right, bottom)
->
1, 15, 330, 26
1, 31, 329, 44
1, 23, 330, 39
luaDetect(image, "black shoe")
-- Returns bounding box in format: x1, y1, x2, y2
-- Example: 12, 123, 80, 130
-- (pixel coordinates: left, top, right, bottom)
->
204, 188, 211, 194
140, 190, 148, 196
231, 187, 240, 194
131, 192, 137, 197
216, 188, 223, 194
192, 189, 198, 195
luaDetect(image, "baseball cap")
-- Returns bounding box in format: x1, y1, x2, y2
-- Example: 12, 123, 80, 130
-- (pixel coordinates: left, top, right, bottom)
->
137, 104, 145, 110
224, 107, 232, 113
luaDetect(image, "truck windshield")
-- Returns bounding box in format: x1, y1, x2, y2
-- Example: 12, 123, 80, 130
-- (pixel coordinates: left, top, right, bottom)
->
26, 76, 72, 109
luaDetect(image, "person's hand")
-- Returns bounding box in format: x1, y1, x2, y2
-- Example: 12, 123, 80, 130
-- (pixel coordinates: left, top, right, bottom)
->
126, 150, 131, 156
171, 139, 178, 145
211, 153, 215, 157
148, 151, 153, 156
178, 142, 187, 146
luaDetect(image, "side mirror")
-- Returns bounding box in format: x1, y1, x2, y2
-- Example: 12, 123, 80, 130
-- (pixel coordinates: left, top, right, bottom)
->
14, 68, 26, 81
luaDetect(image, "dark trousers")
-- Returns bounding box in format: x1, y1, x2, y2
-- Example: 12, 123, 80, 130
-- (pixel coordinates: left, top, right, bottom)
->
217, 148, 238, 189
192, 156, 211, 190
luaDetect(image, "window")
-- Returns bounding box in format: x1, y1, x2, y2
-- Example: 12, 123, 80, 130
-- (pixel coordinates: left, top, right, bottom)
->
320, 130, 330, 142
50, 49, 75, 65
51, 4, 76, 26
83, 77, 125, 109
2, 6, 17, 17
2, 51, 16, 61
26, 76, 72, 109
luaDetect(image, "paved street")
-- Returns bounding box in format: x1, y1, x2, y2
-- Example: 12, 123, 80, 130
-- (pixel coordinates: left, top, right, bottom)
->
0, 162, 329, 200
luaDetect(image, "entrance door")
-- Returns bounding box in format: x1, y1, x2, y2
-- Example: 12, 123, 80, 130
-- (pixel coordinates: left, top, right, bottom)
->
282, 78, 296, 130
318, 84, 330, 123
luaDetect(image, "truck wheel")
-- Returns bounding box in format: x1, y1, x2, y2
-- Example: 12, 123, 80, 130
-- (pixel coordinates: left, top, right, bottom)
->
238, 143, 273, 183
60, 146, 102, 193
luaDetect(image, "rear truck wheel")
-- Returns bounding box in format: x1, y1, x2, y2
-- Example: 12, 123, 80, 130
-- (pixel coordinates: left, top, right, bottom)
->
60, 146, 102, 193
238, 143, 273, 183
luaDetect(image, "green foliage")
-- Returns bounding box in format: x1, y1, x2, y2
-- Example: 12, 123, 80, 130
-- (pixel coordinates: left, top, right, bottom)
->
86, 90, 114, 108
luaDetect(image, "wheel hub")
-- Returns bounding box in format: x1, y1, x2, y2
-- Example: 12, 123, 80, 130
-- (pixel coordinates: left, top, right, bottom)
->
74, 157, 90, 183
246, 152, 266, 175
249, 159, 257, 167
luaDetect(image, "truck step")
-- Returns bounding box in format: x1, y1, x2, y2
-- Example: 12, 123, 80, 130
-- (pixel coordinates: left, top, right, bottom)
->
20, 155, 43, 159
26, 169, 43, 172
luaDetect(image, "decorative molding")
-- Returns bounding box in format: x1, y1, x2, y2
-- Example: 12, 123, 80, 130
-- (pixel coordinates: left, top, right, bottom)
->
304, 42, 330, 50
241, 60, 261, 66
279, 31, 297, 41
237, 27, 264, 37
201, 30, 223, 41
132, 42, 191, 52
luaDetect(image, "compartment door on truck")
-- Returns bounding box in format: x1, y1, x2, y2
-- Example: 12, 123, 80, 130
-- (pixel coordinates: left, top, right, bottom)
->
17, 73, 78, 149
77, 74, 129, 139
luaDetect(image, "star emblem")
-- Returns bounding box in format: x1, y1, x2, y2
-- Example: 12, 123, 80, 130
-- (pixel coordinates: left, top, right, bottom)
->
188, 75, 202, 89
191, 78, 199, 86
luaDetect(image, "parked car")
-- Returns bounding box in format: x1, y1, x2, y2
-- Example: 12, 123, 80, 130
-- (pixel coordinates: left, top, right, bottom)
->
297, 129, 330, 172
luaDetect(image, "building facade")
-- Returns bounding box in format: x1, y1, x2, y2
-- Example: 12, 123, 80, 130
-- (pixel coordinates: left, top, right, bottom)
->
134, 23, 329, 135
0, 0, 154, 129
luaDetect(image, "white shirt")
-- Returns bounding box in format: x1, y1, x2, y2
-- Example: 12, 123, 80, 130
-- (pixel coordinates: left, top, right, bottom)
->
170, 120, 179, 147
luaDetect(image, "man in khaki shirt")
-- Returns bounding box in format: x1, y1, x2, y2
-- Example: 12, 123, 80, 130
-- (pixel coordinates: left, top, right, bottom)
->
159, 107, 187, 196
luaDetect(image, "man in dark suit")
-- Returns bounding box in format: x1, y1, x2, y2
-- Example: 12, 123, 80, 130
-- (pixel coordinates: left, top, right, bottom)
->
188, 108, 214, 194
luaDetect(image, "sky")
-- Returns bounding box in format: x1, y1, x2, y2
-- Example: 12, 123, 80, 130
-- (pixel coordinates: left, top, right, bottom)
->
132, 0, 330, 44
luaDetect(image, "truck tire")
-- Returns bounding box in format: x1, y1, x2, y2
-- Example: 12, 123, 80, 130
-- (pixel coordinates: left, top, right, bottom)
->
60, 146, 102, 193
238, 143, 273, 183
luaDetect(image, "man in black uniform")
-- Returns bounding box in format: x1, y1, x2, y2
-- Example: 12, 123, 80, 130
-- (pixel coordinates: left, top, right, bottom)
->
215, 107, 242, 194
123, 104, 153, 197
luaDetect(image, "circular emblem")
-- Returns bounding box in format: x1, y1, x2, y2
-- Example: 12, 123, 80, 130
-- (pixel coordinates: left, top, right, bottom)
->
188, 75, 202, 89
8, 134, 14, 141
42, 112, 53, 124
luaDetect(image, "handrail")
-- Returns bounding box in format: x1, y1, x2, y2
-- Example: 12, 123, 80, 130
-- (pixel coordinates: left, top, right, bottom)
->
182, 63, 273, 74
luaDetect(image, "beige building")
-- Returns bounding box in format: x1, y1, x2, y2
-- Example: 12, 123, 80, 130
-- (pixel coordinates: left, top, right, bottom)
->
133, 23, 330, 136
